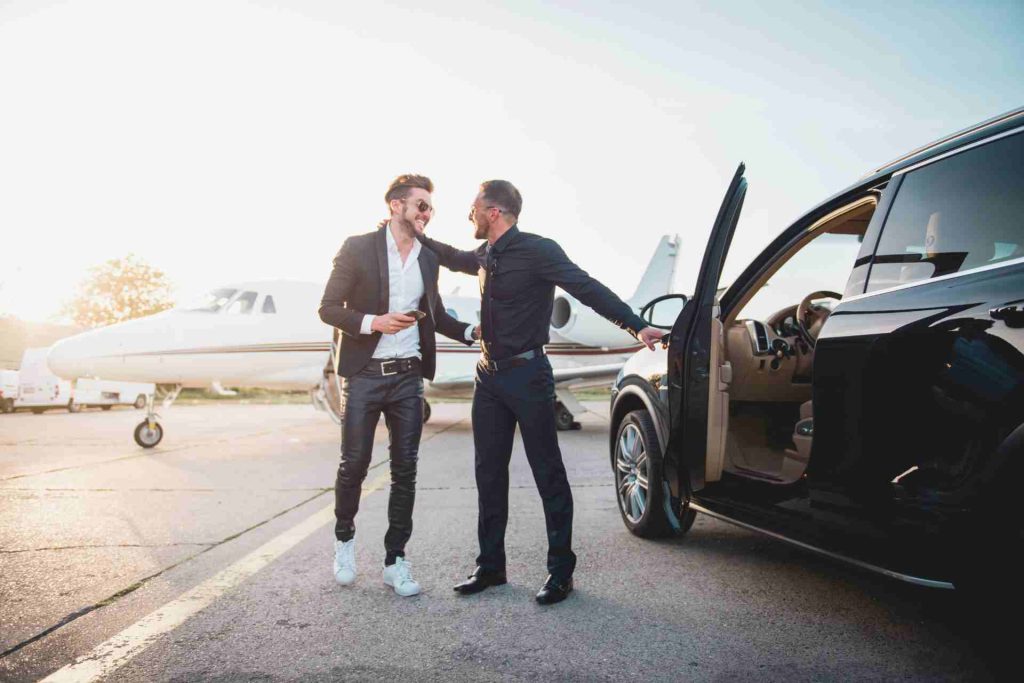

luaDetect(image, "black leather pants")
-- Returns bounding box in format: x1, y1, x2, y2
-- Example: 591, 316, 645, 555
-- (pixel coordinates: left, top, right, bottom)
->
334, 363, 424, 566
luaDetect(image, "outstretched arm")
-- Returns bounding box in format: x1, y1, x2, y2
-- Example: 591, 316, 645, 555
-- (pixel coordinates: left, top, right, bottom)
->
535, 239, 662, 349
418, 235, 481, 276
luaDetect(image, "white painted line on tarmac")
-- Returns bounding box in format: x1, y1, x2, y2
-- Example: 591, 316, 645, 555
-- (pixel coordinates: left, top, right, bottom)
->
40, 471, 392, 683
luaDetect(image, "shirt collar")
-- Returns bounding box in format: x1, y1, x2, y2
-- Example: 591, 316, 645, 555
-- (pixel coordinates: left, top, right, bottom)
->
491, 224, 519, 253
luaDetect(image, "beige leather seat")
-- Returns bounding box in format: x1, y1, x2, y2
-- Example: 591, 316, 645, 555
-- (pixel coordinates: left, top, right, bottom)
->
790, 400, 813, 463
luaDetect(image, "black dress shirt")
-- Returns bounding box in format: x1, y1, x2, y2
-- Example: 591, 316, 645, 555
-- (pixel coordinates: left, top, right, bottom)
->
419, 225, 647, 360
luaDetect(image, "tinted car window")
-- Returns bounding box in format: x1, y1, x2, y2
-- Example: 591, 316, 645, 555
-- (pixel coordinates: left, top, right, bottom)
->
866, 132, 1024, 292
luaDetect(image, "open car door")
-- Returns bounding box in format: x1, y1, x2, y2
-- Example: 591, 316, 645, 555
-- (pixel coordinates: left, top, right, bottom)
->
665, 163, 747, 497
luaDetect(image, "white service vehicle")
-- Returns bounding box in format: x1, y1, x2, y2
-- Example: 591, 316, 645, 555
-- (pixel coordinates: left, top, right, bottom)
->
14, 347, 76, 413
0, 370, 18, 413
72, 377, 154, 411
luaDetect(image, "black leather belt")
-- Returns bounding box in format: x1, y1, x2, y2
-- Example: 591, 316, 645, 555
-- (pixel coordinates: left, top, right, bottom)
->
368, 357, 421, 376
480, 347, 545, 373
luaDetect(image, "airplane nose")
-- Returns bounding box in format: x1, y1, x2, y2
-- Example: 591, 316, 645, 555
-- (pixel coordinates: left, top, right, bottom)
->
47, 336, 91, 379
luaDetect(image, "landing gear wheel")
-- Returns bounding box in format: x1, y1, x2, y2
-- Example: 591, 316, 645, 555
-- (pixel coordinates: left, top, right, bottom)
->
134, 420, 164, 448
422, 399, 432, 424
68, 400, 81, 413
555, 401, 577, 431
133, 394, 147, 409
614, 409, 678, 538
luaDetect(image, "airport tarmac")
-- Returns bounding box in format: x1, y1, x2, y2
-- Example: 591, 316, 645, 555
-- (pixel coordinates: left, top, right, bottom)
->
0, 403, 1005, 681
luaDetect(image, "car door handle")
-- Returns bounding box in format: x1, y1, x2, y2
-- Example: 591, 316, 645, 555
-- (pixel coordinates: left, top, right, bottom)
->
990, 305, 1024, 327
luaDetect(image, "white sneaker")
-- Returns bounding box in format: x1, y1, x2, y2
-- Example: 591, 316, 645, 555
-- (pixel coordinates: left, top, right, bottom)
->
382, 556, 421, 597
334, 539, 356, 585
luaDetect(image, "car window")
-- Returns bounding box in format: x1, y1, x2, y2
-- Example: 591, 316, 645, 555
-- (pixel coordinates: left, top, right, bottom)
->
262, 295, 277, 314
866, 132, 1024, 293
225, 291, 258, 314
736, 233, 863, 321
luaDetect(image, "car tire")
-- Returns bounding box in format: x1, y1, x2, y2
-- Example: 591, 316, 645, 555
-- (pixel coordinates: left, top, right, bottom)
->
614, 409, 677, 538
0, 398, 13, 414
31, 408, 45, 415
101, 405, 112, 411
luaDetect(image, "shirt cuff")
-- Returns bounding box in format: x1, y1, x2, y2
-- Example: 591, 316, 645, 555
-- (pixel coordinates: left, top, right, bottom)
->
360, 314, 375, 335
464, 325, 476, 342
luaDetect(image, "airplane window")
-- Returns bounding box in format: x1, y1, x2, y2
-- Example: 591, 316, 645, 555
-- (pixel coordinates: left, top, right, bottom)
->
446, 307, 458, 320
262, 296, 277, 314
187, 288, 238, 312
226, 291, 258, 314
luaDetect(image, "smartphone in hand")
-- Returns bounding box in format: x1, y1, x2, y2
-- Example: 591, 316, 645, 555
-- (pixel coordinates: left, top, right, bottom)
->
403, 310, 427, 320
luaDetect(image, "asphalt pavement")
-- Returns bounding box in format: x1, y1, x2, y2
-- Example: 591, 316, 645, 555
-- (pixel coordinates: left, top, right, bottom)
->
0, 402, 1007, 681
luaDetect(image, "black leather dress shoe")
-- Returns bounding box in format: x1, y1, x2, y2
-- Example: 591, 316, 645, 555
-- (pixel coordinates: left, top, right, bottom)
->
453, 568, 507, 595
535, 575, 573, 605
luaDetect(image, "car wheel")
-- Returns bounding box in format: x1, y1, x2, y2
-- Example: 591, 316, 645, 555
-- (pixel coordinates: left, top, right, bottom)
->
101, 405, 112, 411
31, 408, 45, 415
0, 398, 13, 414
614, 409, 677, 538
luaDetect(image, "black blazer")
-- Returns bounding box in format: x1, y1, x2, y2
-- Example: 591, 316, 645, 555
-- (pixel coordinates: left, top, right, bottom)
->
319, 226, 473, 380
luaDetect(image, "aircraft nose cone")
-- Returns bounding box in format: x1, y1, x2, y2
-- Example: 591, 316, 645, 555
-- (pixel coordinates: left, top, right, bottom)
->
47, 337, 89, 379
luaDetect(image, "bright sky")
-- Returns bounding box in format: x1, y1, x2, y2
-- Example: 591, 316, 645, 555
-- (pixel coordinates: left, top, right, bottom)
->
1, 0, 1020, 322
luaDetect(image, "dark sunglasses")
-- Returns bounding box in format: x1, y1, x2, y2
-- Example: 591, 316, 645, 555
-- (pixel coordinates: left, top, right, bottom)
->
405, 199, 433, 214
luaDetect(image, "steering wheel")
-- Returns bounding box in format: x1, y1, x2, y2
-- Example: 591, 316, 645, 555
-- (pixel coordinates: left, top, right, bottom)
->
796, 290, 842, 348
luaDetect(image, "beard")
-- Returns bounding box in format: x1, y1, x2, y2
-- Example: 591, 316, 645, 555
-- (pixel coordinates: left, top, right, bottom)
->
473, 215, 489, 240
394, 209, 427, 235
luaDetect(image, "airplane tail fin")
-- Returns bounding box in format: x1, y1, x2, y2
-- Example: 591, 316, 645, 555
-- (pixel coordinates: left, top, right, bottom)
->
626, 234, 679, 308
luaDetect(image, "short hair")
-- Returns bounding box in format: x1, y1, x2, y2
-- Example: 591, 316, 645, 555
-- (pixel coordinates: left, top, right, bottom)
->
480, 180, 522, 219
385, 174, 434, 205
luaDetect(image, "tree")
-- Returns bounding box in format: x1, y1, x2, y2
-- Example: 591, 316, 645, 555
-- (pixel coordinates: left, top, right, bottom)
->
62, 254, 174, 328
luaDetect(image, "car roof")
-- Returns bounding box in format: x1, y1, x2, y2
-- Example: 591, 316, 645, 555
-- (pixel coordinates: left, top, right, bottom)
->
863, 106, 1024, 182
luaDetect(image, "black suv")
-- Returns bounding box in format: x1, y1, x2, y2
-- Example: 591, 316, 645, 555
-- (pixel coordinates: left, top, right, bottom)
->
609, 108, 1024, 600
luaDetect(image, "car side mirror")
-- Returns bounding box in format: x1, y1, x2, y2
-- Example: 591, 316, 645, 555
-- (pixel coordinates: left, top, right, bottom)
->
640, 294, 689, 330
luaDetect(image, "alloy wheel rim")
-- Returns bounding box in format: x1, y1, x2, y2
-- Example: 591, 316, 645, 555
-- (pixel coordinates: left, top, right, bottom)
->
615, 423, 649, 523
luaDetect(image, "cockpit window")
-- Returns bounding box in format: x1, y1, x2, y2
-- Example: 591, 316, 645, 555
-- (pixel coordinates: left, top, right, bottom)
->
187, 288, 238, 312
225, 291, 258, 314
262, 296, 277, 314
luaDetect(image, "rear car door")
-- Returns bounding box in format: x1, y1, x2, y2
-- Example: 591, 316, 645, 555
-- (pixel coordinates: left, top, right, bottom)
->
665, 164, 747, 495
810, 130, 1024, 580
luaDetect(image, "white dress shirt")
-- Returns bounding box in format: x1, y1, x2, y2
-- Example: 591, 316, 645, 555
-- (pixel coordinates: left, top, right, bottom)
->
360, 225, 425, 359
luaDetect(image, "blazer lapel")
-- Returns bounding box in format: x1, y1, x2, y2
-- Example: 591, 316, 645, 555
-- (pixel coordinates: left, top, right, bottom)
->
418, 246, 437, 322
375, 227, 389, 314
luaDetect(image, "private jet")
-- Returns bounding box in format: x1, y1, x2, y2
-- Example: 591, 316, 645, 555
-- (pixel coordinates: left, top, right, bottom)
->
48, 235, 679, 447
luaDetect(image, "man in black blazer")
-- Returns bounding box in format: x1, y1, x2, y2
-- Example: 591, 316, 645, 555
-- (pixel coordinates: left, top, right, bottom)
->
319, 174, 476, 597
415, 179, 661, 605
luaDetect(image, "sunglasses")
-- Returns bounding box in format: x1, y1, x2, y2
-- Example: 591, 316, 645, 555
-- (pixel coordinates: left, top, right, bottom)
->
405, 198, 434, 214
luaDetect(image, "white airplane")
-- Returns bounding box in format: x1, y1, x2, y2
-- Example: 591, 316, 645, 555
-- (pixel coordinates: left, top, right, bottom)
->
47, 235, 679, 447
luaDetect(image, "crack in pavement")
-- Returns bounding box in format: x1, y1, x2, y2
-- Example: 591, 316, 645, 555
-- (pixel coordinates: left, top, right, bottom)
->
0, 415, 464, 662
0, 425, 318, 482
0, 543, 217, 554
0, 487, 329, 493
0, 487, 331, 661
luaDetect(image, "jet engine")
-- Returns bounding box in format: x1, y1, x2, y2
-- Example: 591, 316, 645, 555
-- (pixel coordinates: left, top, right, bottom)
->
549, 292, 640, 349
